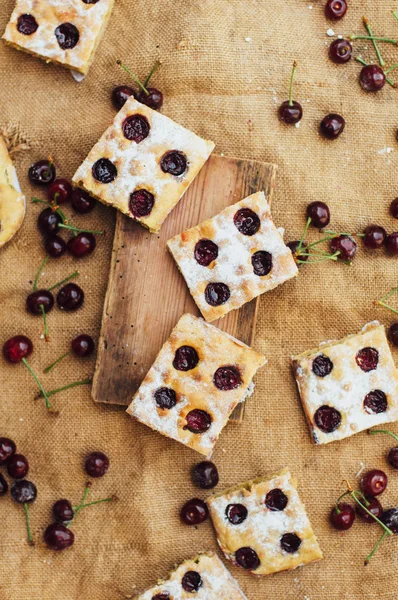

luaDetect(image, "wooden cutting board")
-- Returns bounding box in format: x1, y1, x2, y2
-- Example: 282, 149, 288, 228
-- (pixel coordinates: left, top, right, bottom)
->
92, 155, 277, 422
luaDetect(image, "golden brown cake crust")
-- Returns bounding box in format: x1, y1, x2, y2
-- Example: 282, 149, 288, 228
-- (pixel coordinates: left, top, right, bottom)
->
0, 136, 25, 247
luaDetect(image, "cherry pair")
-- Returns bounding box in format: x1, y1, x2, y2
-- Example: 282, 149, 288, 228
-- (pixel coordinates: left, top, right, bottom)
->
180, 461, 219, 526
112, 60, 163, 111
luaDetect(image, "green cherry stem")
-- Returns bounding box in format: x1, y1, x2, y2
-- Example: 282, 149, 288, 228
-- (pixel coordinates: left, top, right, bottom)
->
351, 491, 393, 534
375, 286, 398, 315
394, 10, 398, 22
58, 223, 104, 235
72, 496, 116, 511
363, 17, 385, 66
116, 60, 149, 95
22, 358, 53, 411
384, 63, 398, 74
47, 271, 79, 292
144, 60, 162, 88
43, 351, 70, 374
298, 251, 340, 265
36, 378, 92, 399
23, 502, 34, 546
40, 304, 49, 342
365, 530, 389, 565
66, 483, 91, 527
350, 35, 398, 44
369, 429, 398, 443
288, 60, 298, 107
355, 57, 395, 86
31, 198, 68, 224
297, 216, 311, 253
33, 255, 49, 292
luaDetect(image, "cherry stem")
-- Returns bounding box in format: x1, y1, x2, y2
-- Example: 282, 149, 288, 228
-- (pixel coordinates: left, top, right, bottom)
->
350, 35, 397, 44
355, 56, 395, 86
350, 490, 393, 535
307, 235, 338, 249
72, 496, 116, 511
37, 378, 92, 399
365, 530, 389, 565
43, 351, 70, 374
23, 502, 34, 546
298, 251, 340, 264
22, 358, 52, 410
369, 429, 398, 443
40, 304, 49, 342
384, 63, 398, 74
116, 61, 149, 95
66, 484, 91, 527
375, 286, 398, 314
144, 60, 162, 88
47, 271, 79, 292
58, 223, 104, 235
33, 255, 49, 292
363, 17, 385, 66
44, 156, 53, 179
393, 10, 398, 22
297, 216, 311, 253
288, 60, 298, 107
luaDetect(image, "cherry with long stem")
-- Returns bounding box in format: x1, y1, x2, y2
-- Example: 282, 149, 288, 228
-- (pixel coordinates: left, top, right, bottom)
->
355, 57, 395, 87
350, 35, 397, 44
32, 197, 68, 225
116, 61, 149, 96
144, 60, 162, 87
375, 286, 398, 315
22, 358, 54, 411
58, 223, 104, 236
288, 60, 297, 107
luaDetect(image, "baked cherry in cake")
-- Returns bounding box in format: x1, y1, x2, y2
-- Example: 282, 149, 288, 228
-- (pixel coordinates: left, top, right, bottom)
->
112, 85, 136, 110
17, 14, 38, 35
26, 290, 54, 315
329, 39, 352, 64
320, 114, 345, 140
28, 160, 56, 186
312, 354, 333, 377
226, 503, 248, 524
204, 283, 231, 306
265, 488, 288, 511
129, 190, 155, 218
306, 201, 330, 228
363, 225, 386, 249
92, 158, 118, 184
363, 390, 387, 414
122, 114, 150, 143
280, 533, 302, 553
360, 65, 386, 92
314, 406, 342, 433
185, 409, 212, 433
47, 179, 72, 205
161, 151, 188, 176
0, 437, 16, 464
389, 323, 398, 347
192, 461, 219, 489
194, 239, 218, 266
54, 23, 80, 50
356, 347, 379, 372
234, 208, 260, 235
173, 346, 199, 371
325, 0, 347, 20
235, 547, 260, 570
43, 522, 75, 550
56, 283, 84, 311
180, 498, 209, 525
154, 387, 177, 409
71, 189, 96, 214
213, 366, 242, 390
251, 251, 272, 276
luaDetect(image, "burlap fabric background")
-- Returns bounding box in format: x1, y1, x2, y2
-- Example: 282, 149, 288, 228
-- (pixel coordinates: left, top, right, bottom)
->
1, 0, 398, 598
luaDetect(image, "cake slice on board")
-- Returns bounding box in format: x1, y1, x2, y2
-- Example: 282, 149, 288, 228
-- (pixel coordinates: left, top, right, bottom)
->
0, 135, 25, 248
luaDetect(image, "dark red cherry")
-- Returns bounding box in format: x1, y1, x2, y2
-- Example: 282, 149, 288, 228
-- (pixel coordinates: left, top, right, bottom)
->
122, 114, 150, 143
180, 498, 209, 525
137, 88, 163, 110
67, 232, 96, 258
85, 451, 109, 478
38, 208, 61, 235
71, 189, 96, 214
266, 489, 288, 511
278, 101, 303, 125
0, 473, 8, 496
363, 225, 387, 249
320, 114, 345, 140
213, 366, 242, 390
385, 232, 398, 255
235, 547, 260, 570
252, 251, 272, 276
112, 85, 136, 110
92, 158, 117, 183
328, 39, 352, 64
0, 438, 16, 464
306, 201, 330, 228
192, 461, 219, 489
330, 503, 355, 530
181, 571, 202, 593
17, 14, 39, 35
54, 23, 79, 50
7, 454, 29, 479
330, 235, 357, 261
152, 594, 170, 600
129, 189, 155, 218
325, 0, 347, 20
356, 496, 383, 523
194, 239, 218, 266
356, 347, 379, 372
363, 390, 388, 414
47, 179, 72, 204
173, 346, 199, 371
154, 387, 177, 409
185, 410, 212, 434
312, 354, 333, 377
43, 522, 74, 550
28, 160, 56, 185
3, 335, 33, 363
381, 508, 398, 534
226, 503, 248, 524
71, 334, 95, 357
26, 289, 54, 315
388, 323, 398, 347
390, 198, 398, 219
388, 447, 398, 469
56, 283, 84, 311
160, 151, 187, 176
361, 470, 387, 497
234, 208, 260, 235
53, 499, 74, 523
314, 405, 341, 433
280, 532, 302, 553
287, 240, 309, 265
11, 480, 37, 504
204, 282, 230, 306
44, 235, 67, 258
360, 65, 386, 92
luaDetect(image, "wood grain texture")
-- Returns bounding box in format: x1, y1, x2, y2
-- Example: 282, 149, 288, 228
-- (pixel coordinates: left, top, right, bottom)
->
92, 155, 277, 422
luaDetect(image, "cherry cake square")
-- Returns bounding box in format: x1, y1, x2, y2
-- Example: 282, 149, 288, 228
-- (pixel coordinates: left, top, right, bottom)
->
126, 313, 266, 456
167, 191, 298, 322
206, 468, 322, 576
2, 0, 114, 75
292, 322, 398, 445
72, 97, 214, 232
133, 552, 248, 599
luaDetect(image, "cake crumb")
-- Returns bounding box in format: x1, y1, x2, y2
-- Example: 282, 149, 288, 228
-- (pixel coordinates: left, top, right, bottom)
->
245, 37, 251, 42
326, 28, 335, 36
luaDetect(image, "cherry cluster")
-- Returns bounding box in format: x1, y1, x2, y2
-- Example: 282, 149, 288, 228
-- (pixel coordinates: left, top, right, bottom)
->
179, 461, 219, 526
112, 60, 163, 112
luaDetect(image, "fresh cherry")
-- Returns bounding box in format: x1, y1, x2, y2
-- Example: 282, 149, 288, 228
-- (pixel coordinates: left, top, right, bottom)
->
71, 334, 95, 357
7, 454, 29, 479
10, 480, 37, 503
235, 547, 260, 570
47, 179, 72, 204
181, 571, 202, 593
67, 232, 96, 258
71, 189, 96, 214
56, 283, 84, 311
180, 498, 209, 525
306, 201, 330, 228
85, 451, 109, 478
314, 405, 342, 433
17, 14, 39, 35
45, 235, 67, 258
137, 88, 163, 110
330, 235, 357, 261
280, 532, 302, 553
363, 225, 386, 249
184, 410, 212, 434
330, 503, 355, 530
191, 461, 219, 489
385, 232, 398, 255
204, 282, 231, 306
28, 160, 56, 186
53, 499, 74, 523
226, 503, 248, 524
388, 323, 398, 347
356, 496, 383, 523
154, 387, 177, 409
320, 114, 345, 140
278, 61, 302, 125
329, 39, 352, 64
388, 447, 398, 469
390, 198, 398, 219
381, 508, 398, 534
213, 366, 242, 390
26, 289, 54, 315
173, 346, 199, 371
194, 239, 218, 266
112, 85, 136, 110
356, 347, 379, 372
3, 335, 33, 363
38, 208, 62, 236
360, 65, 386, 92
325, 0, 347, 19
0, 473, 8, 496
360, 469, 387, 497
287, 240, 309, 264
0, 437, 16, 464
266, 489, 288, 511
43, 522, 75, 550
